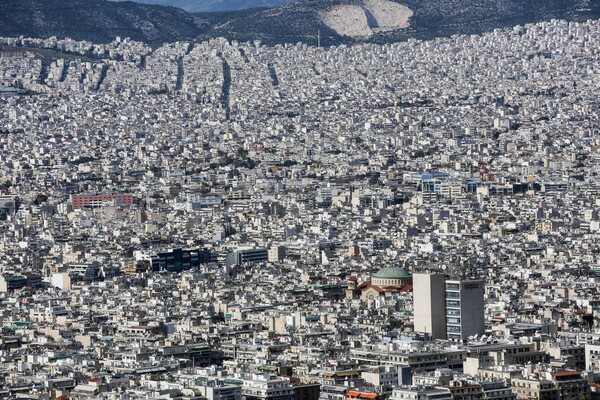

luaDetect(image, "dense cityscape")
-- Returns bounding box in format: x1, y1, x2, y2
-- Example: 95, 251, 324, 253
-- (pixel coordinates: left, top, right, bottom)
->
0, 15, 600, 400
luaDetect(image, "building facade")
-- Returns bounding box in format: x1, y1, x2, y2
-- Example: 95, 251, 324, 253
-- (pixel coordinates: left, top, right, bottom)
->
445, 279, 485, 341
414, 273, 447, 340
71, 193, 135, 209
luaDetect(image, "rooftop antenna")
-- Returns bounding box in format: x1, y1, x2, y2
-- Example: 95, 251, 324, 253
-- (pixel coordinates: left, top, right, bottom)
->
318, 29, 321, 49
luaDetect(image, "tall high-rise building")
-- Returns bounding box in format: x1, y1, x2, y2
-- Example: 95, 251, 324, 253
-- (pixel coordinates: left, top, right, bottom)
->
413, 274, 485, 341
413, 273, 447, 339
445, 279, 485, 341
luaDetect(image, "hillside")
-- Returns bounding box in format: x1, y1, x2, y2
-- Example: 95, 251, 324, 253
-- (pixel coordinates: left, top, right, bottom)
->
0, 0, 598, 46
109, 0, 292, 12
200, 0, 600, 46
0, 0, 208, 44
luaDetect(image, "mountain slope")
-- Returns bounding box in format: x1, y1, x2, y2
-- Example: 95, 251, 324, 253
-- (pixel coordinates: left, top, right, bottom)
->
0, 0, 208, 44
200, 0, 600, 46
109, 0, 293, 12
0, 0, 598, 46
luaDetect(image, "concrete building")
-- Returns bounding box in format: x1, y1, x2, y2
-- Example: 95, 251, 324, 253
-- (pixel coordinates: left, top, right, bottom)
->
193, 379, 243, 400
585, 343, 600, 372
511, 371, 590, 400
361, 365, 412, 390
241, 374, 294, 400
414, 273, 447, 340
389, 386, 453, 400
446, 279, 485, 341
480, 381, 516, 400
70, 193, 135, 209
268, 246, 287, 263
226, 248, 269, 267
151, 248, 215, 272
319, 386, 348, 400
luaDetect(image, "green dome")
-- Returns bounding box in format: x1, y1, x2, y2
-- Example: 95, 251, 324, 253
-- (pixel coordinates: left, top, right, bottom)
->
373, 266, 412, 279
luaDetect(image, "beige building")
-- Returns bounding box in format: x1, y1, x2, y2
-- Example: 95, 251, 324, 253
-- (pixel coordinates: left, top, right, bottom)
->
511, 371, 590, 400
413, 273, 447, 340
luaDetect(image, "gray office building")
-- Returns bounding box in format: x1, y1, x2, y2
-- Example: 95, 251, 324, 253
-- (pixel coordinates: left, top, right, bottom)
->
445, 279, 485, 341
414, 274, 485, 341
225, 248, 269, 267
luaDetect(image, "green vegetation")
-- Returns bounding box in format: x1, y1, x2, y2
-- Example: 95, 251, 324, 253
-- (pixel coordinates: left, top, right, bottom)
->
0, 0, 209, 44
0, 0, 598, 46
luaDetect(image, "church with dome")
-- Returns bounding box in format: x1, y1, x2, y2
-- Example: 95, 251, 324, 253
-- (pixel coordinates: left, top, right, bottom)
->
345, 265, 413, 301
371, 266, 413, 287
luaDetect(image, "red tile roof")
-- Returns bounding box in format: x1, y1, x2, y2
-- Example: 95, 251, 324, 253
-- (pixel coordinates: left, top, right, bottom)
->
552, 371, 582, 377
